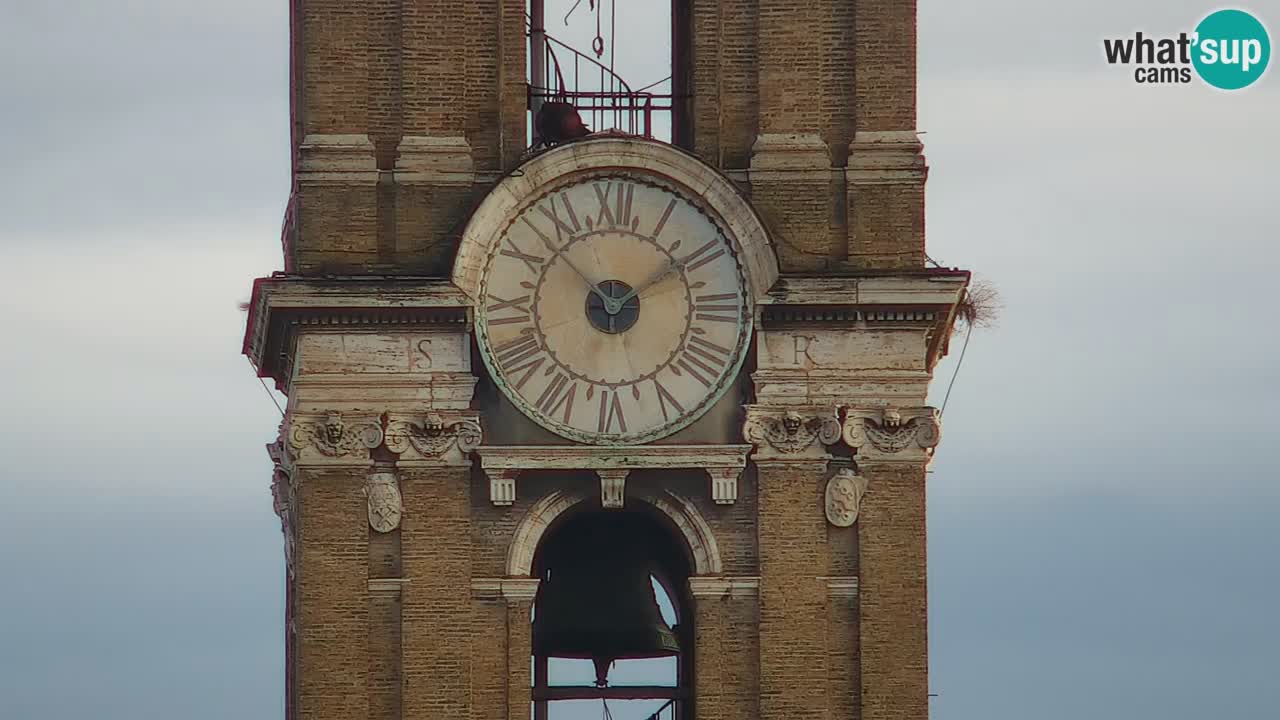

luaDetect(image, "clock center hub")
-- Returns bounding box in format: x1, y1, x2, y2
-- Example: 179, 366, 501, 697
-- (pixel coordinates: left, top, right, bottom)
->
585, 279, 640, 334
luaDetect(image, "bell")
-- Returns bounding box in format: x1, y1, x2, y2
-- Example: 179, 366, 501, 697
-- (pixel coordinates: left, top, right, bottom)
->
532, 517, 680, 686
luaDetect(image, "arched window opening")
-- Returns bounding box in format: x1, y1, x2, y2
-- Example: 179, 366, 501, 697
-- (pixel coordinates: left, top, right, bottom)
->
531, 508, 692, 720
528, 0, 690, 149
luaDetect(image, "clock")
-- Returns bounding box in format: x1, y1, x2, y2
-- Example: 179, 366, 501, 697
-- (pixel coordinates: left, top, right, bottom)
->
475, 171, 752, 445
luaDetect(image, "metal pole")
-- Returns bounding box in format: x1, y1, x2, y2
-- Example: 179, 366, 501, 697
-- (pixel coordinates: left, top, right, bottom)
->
530, 0, 547, 120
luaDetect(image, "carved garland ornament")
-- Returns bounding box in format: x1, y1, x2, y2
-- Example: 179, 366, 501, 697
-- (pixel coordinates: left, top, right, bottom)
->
384, 413, 482, 461
744, 410, 842, 456
842, 407, 941, 459
824, 468, 869, 528
288, 411, 384, 460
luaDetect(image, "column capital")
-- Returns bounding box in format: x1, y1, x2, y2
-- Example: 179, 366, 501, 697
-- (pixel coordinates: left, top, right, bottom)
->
287, 411, 383, 467
385, 411, 482, 467
743, 405, 841, 460
842, 405, 940, 465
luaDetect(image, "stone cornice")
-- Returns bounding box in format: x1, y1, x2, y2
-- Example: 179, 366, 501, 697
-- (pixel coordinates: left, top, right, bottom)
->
243, 276, 472, 388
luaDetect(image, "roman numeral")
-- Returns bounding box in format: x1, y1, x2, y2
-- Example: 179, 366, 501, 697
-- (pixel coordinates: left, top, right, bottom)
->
499, 236, 546, 274
536, 373, 577, 424
597, 388, 628, 433
495, 331, 543, 371
676, 335, 732, 387
592, 181, 637, 229
534, 194, 581, 248
653, 378, 685, 422
693, 292, 739, 324
486, 293, 531, 325
652, 198, 677, 238
680, 240, 726, 273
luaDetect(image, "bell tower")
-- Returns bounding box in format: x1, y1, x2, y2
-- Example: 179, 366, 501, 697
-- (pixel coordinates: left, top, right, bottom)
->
246, 1, 969, 719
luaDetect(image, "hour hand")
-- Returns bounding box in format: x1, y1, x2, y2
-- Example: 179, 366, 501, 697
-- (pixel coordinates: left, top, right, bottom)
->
608, 259, 683, 313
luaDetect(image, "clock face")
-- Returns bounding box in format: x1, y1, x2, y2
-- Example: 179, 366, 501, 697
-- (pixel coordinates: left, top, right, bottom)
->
475, 171, 752, 444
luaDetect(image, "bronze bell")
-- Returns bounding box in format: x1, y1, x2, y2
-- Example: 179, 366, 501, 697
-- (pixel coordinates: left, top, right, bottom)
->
532, 517, 680, 686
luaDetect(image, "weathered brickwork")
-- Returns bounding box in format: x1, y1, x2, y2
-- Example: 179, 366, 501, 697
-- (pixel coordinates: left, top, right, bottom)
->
295, 470, 370, 720
401, 467, 473, 717
858, 463, 929, 720
756, 460, 833, 720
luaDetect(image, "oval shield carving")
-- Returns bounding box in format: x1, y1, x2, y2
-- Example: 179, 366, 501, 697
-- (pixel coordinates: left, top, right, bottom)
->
366, 471, 403, 533
824, 469, 868, 528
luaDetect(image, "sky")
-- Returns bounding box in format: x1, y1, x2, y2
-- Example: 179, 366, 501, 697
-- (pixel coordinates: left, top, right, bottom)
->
1, 1, 1277, 719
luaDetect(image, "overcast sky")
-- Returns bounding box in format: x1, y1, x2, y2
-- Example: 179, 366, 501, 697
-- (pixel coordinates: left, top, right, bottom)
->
1, 1, 1276, 719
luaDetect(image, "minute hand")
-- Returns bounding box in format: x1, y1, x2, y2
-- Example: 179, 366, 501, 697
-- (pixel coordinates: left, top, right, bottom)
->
608, 259, 683, 314
536, 235, 611, 305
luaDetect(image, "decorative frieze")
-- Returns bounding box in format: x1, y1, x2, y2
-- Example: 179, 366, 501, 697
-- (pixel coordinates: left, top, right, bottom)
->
824, 468, 869, 528
365, 470, 403, 533
743, 407, 841, 459
476, 445, 750, 507
287, 411, 384, 465
384, 412, 482, 465
842, 406, 941, 463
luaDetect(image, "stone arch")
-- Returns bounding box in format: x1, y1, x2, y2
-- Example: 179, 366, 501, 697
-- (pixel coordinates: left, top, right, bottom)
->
452, 136, 779, 304
506, 486, 723, 577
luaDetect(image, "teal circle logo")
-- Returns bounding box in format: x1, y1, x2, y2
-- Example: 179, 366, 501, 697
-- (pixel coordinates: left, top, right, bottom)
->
1192, 9, 1271, 90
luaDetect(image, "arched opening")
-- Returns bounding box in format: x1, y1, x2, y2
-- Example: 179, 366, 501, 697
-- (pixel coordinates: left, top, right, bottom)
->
531, 506, 693, 720
528, 0, 691, 148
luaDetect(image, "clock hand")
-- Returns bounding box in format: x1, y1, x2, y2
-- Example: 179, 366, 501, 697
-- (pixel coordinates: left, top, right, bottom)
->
536, 236, 612, 305
607, 258, 684, 313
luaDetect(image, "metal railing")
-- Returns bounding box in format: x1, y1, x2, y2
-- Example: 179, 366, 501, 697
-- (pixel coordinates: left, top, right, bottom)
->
528, 22, 676, 142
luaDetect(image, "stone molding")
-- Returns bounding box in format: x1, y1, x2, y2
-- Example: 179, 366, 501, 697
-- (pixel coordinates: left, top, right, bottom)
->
819, 576, 860, 597
507, 488, 723, 576
846, 130, 927, 185
749, 133, 832, 181
688, 576, 760, 599
287, 411, 384, 466
369, 577, 411, 594
842, 406, 941, 464
297, 134, 379, 186
824, 468, 868, 528
471, 577, 541, 603
384, 412, 482, 466
743, 407, 841, 460
365, 469, 403, 533
394, 135, 476, 185
476, 444, 749, 506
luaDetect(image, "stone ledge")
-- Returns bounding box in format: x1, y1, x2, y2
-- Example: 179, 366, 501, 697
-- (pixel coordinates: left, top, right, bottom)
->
394, 135, 476, 185
688, 576, 761, 599
298, 134, 379, 185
